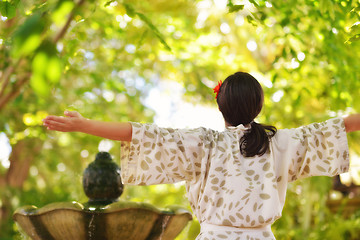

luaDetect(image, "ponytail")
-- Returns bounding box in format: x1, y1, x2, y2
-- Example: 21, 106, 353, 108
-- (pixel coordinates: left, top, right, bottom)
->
240, 122, 277, 157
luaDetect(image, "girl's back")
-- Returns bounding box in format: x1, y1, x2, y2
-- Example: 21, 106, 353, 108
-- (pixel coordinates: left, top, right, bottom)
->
120, 117, 348, 240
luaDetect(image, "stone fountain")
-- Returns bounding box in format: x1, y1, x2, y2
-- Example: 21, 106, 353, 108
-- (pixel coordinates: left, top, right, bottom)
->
13, 152, 192, 240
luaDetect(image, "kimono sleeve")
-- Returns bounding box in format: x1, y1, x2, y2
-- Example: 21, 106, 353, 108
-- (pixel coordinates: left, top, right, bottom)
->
120, 122, 209, 185
272, 117, 350, 182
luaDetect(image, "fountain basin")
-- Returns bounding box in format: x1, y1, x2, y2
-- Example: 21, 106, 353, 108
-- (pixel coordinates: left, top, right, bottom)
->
14, 201, 192, 240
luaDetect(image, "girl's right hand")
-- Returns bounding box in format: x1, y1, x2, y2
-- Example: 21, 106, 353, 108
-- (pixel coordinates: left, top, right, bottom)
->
42, 111, 85, 132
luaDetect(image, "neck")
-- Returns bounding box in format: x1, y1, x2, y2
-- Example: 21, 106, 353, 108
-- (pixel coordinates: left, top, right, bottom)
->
225, 121, 253, 128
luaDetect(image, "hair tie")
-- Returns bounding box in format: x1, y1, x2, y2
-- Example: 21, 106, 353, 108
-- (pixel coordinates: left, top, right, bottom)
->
213, 80, 222, 99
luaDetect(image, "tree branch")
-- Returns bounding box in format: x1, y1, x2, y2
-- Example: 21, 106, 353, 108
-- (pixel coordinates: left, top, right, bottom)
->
0, 66, 15, 97
53, 0, 86, 43
0, 57, 25, 97
0, 73, 30, 111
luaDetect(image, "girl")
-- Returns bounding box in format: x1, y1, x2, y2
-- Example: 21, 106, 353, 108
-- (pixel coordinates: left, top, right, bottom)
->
43, 72, 360, 240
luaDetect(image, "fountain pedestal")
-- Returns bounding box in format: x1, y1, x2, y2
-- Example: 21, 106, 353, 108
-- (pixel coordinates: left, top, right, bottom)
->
13, 152, 192, 240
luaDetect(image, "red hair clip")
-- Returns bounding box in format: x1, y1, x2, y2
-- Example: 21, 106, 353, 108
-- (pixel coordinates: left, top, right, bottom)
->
213, 80, 222, 99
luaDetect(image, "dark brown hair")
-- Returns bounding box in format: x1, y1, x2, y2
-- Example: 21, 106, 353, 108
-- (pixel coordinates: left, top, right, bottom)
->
216, 72, 277, 157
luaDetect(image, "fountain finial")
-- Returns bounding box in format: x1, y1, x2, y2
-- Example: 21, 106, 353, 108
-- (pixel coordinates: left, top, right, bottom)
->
83, 152, 123, 205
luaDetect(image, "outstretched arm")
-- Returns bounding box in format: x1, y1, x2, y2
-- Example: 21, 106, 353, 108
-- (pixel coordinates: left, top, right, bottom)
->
344, 114, 360, 133
42, 111, 132, 142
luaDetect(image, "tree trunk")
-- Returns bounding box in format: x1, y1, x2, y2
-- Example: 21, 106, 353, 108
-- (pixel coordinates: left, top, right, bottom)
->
0, 138, 43, 236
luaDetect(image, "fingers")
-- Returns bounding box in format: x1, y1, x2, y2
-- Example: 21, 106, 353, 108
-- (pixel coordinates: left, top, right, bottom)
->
64, 110, 81, 118
43, 115, 67, 123
42, 111, 82, 132
43, 115, 69, 131
43, 119, 68, 131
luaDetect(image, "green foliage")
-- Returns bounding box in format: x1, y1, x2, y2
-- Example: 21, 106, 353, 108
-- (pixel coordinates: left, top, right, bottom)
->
0, 0, 19, 19
11, 13, 47, 58
1, 0, 360, 239
227, 1, 244, 13
30, 41, 63, 96
122, 2, 171, 51
51, 1, 74, 26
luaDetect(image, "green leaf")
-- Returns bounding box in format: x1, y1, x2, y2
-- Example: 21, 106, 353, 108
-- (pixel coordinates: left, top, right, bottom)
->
37, 39, 58, 56
248, 0, 259, 7
123, 3, 136, 18
21, 34, 42, 55
227, 0, 244, 13
136, 12, 171, 51
11, 13, 45, 57
104, 0, 116, 7
136, 30, 148, 49
228, 4, 244, 13
246, 15, 257, 26
319, 0, 335, 20
30, 74, 50, 97
346, 34, 360, 43
32, 47, 62, 87
344, 23, 360, 43
349, 6, 360, 15
349, 23, 360, 35
51, 1, 74, 27
32, 52, 48, 76
271, 73, 278, 84
0, 1, 16, 19
46, 57, 62, 83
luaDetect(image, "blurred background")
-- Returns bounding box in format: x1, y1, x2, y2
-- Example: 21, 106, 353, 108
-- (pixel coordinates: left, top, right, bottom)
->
1, 0, 360, 239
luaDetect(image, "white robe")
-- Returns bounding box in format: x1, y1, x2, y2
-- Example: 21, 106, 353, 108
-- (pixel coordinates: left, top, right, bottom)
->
120, 117, 349, 239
